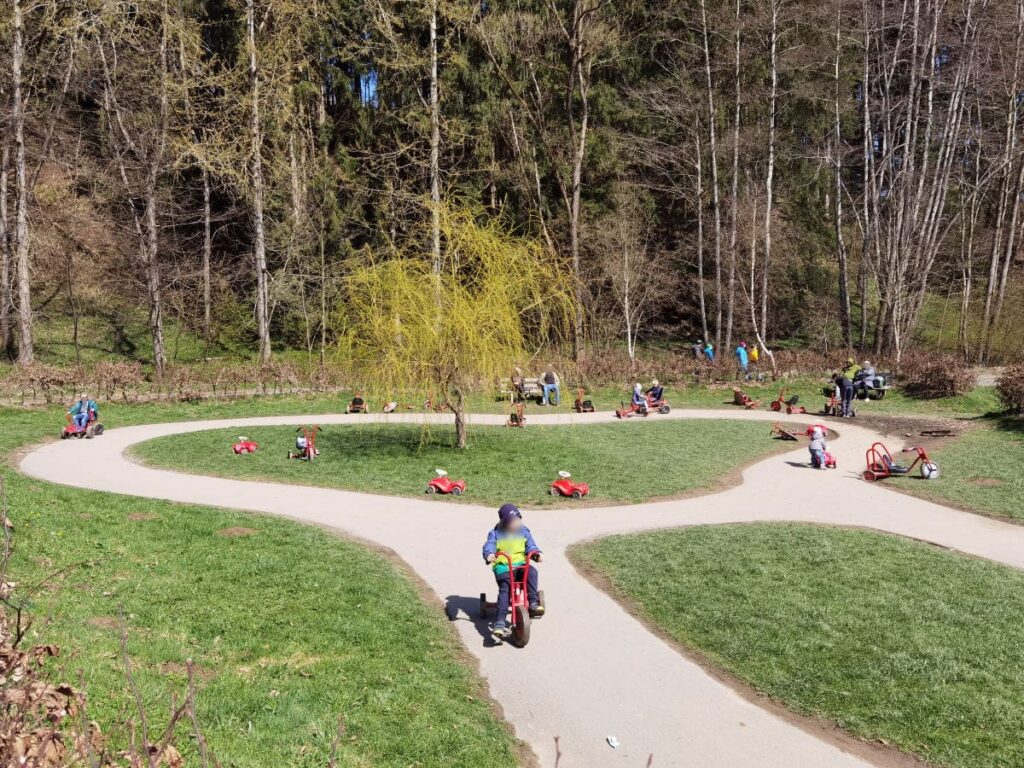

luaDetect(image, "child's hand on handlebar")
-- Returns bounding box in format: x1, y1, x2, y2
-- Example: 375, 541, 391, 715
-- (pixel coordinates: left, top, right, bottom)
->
531, 552, 543, 563
486, 554, 496, 564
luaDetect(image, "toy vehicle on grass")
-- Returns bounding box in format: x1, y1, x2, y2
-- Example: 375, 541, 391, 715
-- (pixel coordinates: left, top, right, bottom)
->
862, 443, 938, 481
820, 386, 854, 418
770, 389, 806, 414
550, 470, 589, 500
479, 550, 544, 647
233, 437, 259, 454
426, 469, 466, 496
574, 388, 596, 414
288, 425, 321, 461
61, 411, 103, 440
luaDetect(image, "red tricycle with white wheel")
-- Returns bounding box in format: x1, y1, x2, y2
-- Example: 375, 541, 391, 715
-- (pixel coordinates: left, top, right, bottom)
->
426, 469, 466, 496
479, 550, 545, 647
863, 443, 939, 481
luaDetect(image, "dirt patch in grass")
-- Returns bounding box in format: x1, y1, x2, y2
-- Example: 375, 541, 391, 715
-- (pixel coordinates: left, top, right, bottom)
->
87, 616, 120, 631
215, 526, 259, 537
968, 477, 1004, 487
159, 661, 214, 680
127, 512, 157, 522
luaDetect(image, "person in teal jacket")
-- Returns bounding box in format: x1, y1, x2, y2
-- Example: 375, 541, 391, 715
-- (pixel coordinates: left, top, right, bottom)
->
68, 393, 98, 429
482, 503, 544, 640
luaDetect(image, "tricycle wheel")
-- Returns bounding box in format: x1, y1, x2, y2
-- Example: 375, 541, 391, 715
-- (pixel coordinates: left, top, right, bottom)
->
85, 425, 96, 439
94, 424, 104, 436
571, 490, 583, 500
659, 405, 671, 415
60, 430, 68, 440
479, 592, 489, 619
549, 487, 559, 497
512, 605, 531, 647
425, 485, 437, 495
862, 469, 877, 482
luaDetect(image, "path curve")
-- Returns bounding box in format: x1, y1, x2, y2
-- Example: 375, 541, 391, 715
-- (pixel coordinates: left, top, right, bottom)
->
20, 409, 1024, 768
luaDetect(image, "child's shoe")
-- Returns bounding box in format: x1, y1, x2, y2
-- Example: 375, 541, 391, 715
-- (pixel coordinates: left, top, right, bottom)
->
491, 624, 511, 641
529, 603, 545, 617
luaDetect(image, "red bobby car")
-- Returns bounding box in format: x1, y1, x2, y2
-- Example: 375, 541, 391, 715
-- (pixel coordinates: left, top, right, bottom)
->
550, 471, 589, 499
233, 437, 259, 454
479, 550, 545, 647
426, 469, 466, 496
61, 411, 103, 440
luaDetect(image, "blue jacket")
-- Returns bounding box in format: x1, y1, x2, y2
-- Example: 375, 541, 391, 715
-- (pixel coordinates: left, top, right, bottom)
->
69, 398, 98, 417
735, 346, 748, 367
483, 524, 541, 574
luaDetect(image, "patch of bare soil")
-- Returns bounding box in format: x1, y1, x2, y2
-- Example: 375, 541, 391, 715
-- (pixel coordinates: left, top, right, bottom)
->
215, 526, 259, 537
87, 616, 119, 631
968, 477, 1004, 487
127, 512, 157, 522
159, 661, 213, 680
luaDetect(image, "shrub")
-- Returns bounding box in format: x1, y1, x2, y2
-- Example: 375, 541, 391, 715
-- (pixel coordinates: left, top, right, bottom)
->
996, 364, 1024, 413
899, 355, 976, 399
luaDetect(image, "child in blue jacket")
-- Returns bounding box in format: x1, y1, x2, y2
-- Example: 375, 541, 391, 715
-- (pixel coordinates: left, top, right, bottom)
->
483, 503, 544, 640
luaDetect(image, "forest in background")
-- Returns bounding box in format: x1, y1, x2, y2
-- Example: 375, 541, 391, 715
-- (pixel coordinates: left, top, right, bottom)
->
1, 0, 1024, 377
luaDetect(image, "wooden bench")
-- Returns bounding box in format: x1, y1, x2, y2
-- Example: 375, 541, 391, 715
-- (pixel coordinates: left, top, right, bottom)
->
500, 377, 545, 403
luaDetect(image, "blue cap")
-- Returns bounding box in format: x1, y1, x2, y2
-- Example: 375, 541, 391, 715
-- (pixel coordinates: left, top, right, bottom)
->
497, 503, 522, 526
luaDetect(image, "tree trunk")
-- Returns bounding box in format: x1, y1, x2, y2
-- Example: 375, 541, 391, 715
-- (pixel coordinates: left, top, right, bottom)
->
13, 0, 33, 366
429, 0, 442, 273
0, 147, 12, 359
699, 0, 724, 350
695, 132, 710, 343
762, 0, 780, 341
453, 388, 467, 449
202, 165, 212, 342
568, 4, 593, 360
247, 0, 271, 365
833, 0, 852, 347
725, 0, 742, 353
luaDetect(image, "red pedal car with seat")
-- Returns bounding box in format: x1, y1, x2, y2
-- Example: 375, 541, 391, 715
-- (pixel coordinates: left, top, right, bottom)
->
61, 410, 103, 440
233, 436, 259, 454
426, 469, 466, 496
863, 443, 938, 481
550, 471, 589, 500
479, 550, 545, 647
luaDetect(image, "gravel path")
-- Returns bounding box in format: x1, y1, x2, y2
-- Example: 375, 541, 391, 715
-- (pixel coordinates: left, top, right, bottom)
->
20, 409, 1024, 767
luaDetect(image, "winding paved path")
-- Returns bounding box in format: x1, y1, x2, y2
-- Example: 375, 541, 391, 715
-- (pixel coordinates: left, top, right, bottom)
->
19, 409, 1024, 767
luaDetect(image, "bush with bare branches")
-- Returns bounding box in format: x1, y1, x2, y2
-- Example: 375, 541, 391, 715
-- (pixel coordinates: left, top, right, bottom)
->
996, 365, 1024, 413
898, 356, 976, 399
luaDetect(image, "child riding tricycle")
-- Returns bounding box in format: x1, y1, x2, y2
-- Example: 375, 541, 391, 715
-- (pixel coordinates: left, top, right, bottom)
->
480, 504, 546, 646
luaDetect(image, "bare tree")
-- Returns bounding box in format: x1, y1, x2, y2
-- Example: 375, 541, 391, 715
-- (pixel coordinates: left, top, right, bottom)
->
247, 0, 272, 365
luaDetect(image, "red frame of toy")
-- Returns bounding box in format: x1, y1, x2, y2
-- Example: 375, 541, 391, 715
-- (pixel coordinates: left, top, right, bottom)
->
491, 550, 540, 647
862, 442, 933, 481
62, 409, 100, 439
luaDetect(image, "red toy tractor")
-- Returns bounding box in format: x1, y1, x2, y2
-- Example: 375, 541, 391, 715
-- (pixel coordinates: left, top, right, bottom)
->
550, 471, 589, 500
863, 443, 939, 481
479, 551, 544, 647
426, 469, 466, 496
61, 410, 103, 440
288, 425, 321, 461
233, 437, 259, 454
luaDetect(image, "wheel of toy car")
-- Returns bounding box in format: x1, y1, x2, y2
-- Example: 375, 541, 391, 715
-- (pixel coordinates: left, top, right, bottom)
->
451, 486, 463, 496
549, 486, 560, 496
512, 605, 531, 647
571, 489, 583, 500
426, 485, 437, 495
862, 469, 877, 482
85, 425, 96, 439
659, 405, 671, 414
60, 430, 68, 440
479, 592, 489, 619
94, 424, 104, 436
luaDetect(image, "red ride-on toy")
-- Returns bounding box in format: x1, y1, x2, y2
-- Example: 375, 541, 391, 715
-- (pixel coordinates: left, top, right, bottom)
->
863, 443, 939, 481
288, 425, 321, 461
550, 470, 589, 500
770, 389, 806, 414
61, 411, 103, 440
479, 551, 545, 647
645, 392, 671, 414
233, 436, 259, 454
426, 469, 466, 496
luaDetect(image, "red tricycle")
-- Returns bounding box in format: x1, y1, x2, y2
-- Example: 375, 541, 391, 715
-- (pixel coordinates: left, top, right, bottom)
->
233, 437, 259, 454
863, 443, 939, 481
288, 425, 321, 461
426, 469, 466, 496
550, 471, 589, 499
770, 389, 806, 414
479, 550, 545, 647
61, 410, 103, 440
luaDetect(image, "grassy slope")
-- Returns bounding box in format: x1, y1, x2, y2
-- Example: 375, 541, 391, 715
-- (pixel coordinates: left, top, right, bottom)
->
895, 418, 1024, 522
132, 420, 787, 507
1, 400, 520, 767
575, 524, 1024, 768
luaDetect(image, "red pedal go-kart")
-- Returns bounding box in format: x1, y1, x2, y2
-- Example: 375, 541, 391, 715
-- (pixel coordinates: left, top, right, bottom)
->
863, 443, 939, 482
233, 437, 259, 454
550, 470, 589, 500
288, 425, 321, 461
426, 469, 466, 496
479, 551, 545, 647
616, 393, 670, 419
62, 411, 103, 440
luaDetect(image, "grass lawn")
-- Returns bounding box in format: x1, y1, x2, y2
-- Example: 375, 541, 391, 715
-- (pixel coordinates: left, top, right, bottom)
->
895, 418, 1024, 522
574, 523, 1024, 768
132, 420, 788, 507
1, 401, 522, 767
